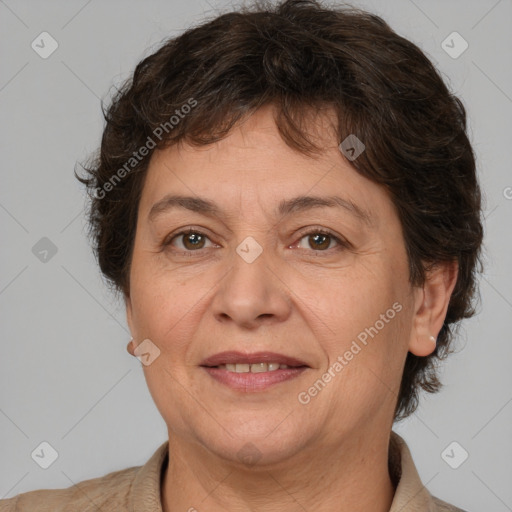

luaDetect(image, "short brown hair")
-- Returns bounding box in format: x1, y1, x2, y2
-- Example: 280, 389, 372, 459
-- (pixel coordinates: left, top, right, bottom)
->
76, 0, 483, 420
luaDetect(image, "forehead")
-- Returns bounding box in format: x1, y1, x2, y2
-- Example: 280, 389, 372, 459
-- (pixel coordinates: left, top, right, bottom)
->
139, 107, 395, 227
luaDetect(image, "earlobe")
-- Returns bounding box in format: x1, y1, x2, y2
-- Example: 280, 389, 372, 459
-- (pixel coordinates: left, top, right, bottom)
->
409, 332, 438, 357
408, 260, 458, 357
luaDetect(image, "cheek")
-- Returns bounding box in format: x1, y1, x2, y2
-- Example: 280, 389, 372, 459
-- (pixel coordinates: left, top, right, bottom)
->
305, 263, 409, 395
312, 264, 401, 339
128, 264, 212, 357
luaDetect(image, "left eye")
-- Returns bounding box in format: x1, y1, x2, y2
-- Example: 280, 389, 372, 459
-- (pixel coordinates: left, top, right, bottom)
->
164, 229, 346, 254
295, 230, 343, 251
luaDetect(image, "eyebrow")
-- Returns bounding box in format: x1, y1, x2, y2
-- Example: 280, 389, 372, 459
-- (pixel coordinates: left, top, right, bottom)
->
148, 194, 373, 226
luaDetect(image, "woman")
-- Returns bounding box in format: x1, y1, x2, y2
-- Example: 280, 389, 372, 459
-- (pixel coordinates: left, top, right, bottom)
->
0, 0, 483, 510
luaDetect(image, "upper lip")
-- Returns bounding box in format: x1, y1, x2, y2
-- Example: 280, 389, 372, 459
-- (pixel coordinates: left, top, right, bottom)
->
200, 351, 309, 368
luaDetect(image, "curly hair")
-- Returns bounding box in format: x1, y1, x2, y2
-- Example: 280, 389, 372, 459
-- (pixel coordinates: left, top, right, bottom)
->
76, 0, 484, 421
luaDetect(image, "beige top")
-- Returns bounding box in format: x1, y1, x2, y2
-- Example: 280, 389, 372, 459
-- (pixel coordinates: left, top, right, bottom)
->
0, 432, 466, 511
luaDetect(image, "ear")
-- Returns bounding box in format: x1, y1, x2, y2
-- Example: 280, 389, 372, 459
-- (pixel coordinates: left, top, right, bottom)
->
125, 291, 136, 356
125, 291, 133, 331
408, 260, 458, 357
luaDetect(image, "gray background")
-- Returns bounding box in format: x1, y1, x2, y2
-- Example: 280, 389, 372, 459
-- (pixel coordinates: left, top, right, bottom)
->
0, 0, 511, 510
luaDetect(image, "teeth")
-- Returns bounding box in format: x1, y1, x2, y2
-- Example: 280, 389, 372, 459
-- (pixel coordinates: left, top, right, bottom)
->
217, 363, 289, 372
251, 363, 267, 373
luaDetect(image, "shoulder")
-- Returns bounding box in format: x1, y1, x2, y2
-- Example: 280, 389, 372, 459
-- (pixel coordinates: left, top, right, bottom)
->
0, 464, 140, 512
432, 495, 469, 511
389, 431, 469, 512
0, 440, 169, 512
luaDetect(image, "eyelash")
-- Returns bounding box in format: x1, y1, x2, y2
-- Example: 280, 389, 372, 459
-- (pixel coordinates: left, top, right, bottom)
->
162, 226, 349, 257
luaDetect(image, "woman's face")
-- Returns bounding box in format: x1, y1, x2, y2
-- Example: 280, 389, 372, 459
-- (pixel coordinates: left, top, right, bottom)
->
126, 107, 424, 464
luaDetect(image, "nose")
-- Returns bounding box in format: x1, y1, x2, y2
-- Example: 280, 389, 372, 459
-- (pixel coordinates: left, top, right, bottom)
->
211, 247, 292, 330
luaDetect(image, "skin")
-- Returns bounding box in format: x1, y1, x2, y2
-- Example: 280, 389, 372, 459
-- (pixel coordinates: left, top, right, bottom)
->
125, 105, 458, 512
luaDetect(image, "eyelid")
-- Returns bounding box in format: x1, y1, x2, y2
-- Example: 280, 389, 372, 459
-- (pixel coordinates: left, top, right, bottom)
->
162, 225, 350, 255
162, 226, 217, 251
293, 226, 350, 250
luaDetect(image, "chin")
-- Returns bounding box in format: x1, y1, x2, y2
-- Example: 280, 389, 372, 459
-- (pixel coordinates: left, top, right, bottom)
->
194, 416, 310, 467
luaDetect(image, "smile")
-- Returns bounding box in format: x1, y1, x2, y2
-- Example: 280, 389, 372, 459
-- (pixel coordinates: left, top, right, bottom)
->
216, 363, 290, 372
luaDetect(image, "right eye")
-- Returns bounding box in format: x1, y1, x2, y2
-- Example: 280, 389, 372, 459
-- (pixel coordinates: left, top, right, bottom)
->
163, 229, 216, 254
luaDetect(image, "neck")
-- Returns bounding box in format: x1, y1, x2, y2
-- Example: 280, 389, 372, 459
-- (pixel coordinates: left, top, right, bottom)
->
161, 430, 396, 512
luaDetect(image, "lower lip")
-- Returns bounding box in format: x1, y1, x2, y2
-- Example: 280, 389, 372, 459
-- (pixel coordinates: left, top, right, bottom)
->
202, 366, 308, 391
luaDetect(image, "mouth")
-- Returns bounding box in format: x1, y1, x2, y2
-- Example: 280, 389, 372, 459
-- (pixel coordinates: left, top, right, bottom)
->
213, 362, 295, 372
200, 351, 309, 391
200, 351, 309, 370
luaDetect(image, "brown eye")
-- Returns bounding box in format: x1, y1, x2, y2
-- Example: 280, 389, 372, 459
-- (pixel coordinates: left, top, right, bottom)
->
296, 229, 345, 252
307, 233, 332, 250
166, 230, 213, 252
181, 232, 206, 250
